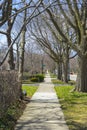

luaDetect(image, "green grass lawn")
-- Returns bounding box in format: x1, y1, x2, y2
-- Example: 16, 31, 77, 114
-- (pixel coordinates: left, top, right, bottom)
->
22, 85, 38, 97
50, 73, 57, 78
52, 79, 65, 85
55, 86, 87, 130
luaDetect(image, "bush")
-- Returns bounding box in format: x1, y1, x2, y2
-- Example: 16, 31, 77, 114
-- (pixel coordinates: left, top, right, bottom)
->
0, 100, 26, 130
22, 73, 44, 83
29, 74, 44, 82
30, 77, 39, 82
35, 74, 44, 82
0, 71, 20, 118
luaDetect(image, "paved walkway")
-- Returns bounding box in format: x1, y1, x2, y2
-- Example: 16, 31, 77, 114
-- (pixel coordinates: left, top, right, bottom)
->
15, 74, 69, 130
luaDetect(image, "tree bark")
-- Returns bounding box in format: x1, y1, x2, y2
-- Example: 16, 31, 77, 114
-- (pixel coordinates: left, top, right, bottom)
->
63, 58, 70, 83
6, 0, 15, 70
18, 28, 26, 99
18, 6, 27, 99
18, 29, 26, 82
16, 42, 19, 70
63, 44, 70, 83
7, 35, 15, 70
57, 62, 62, 80
76, 56, 87, 92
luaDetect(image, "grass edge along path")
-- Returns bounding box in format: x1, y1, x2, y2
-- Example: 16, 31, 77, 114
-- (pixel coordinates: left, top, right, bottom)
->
22, 85, 38, 98
55, 85, 87, 130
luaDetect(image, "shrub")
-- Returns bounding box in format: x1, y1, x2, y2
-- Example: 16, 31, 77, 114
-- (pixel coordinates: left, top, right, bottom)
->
29, 74, 44, 82
22, 73, 45, 83
35, 74, 44, 82
0, 71, 20, 118
0, 100, 26, 130
30, 77, 39, 82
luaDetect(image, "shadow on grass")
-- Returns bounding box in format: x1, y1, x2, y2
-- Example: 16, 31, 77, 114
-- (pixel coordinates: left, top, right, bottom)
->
67, 120, 87, 130
55, 86, 87, 130
60, 91, 87, 105
60, 94, 87, 130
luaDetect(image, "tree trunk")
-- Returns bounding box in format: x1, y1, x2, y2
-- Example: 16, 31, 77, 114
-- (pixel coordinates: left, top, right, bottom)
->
63, 58, 70, 83
18, 28, 26, 99
63, 44, 70, 83
18, 29, 26, 81
16, 42, 19, 70
7, 35, 15, 70
7, 0, 15, 70
57, 62, 62, 80
18, 6, 27, 99
76, 56, 87, 92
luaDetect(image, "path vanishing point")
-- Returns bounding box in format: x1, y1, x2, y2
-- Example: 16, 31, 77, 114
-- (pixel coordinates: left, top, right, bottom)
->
15, 73, 69, 130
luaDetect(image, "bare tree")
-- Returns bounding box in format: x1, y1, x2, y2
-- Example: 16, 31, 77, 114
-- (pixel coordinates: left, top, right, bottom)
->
43, 16, 71, 82
29, 17, 64, 80
18, 4, 27, 84
0, 0, 18, 70
42, 1, 87, 91
6, 0, 17, 70
0, 0, 57, 68
0, 0, 11, 27
29, 12, 74, 82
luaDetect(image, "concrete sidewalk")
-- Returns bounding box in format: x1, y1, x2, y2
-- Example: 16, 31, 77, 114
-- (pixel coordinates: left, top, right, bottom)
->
15, 74, 69, 130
